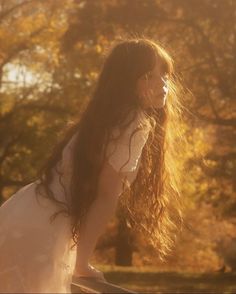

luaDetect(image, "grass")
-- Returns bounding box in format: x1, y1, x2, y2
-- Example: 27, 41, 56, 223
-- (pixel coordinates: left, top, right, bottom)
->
96, 265, 236, 293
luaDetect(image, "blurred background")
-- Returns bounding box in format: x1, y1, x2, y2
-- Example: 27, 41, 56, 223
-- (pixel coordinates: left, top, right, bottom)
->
0, 0, 235, 293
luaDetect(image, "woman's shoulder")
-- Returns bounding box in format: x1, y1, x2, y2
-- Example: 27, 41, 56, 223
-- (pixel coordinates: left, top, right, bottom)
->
105, 108, 153, 174
110, 107, 153, 140
127, 107, 153, 134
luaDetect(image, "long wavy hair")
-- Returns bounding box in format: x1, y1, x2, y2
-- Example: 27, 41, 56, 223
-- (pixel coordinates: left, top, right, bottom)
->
35, 37, 187, 261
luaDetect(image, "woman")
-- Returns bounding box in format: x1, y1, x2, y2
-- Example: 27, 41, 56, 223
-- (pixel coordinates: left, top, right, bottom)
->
0, 37, 185, 293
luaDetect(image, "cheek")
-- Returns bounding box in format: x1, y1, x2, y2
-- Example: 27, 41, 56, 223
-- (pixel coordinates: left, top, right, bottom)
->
136, 79, 158, 101
147, 82, 158, 97
137, 79, 148, 95
151, 80, 161, 92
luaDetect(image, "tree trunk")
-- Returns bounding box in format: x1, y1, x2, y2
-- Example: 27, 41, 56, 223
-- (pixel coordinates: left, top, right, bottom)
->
114, 212, 134, 266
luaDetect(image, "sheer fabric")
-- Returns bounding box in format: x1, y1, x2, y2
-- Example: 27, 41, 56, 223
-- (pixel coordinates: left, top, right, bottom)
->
0, 133, 78, 293
105, 108, 152, 185
0, 108, 151, 293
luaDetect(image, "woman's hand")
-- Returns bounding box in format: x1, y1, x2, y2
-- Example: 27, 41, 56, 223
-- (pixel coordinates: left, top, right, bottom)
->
73, 263, 106, 281
74, 160, 122, 284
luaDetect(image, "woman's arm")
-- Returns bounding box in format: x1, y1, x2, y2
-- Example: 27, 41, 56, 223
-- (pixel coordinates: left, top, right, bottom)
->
74, 110, 150, 275
74, 159, 124, 272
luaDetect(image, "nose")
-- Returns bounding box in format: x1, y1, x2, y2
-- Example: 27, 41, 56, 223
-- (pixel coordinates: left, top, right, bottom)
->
161, 76, 169, 89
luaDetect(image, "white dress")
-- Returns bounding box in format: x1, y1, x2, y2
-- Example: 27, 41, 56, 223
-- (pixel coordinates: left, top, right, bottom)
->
0, 108, 151, 293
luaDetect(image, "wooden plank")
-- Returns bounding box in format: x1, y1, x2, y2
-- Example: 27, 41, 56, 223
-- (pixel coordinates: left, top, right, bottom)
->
71, 276, 137, 293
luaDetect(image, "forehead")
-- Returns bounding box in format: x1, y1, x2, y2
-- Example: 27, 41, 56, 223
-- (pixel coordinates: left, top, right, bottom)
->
151, 59, 165, 76
151, 62, 163, 75
152, 61, 161, 74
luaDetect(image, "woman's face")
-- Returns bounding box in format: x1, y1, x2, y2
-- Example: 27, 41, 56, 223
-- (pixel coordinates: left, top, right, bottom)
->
136, 59, 169, 109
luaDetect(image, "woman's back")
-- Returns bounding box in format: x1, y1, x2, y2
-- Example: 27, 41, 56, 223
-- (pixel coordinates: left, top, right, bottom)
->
0, 107, 152, 293
0, 133, 79, 293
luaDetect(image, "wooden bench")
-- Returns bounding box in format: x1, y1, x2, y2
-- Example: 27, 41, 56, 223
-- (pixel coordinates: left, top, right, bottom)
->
71, 276, 137, 293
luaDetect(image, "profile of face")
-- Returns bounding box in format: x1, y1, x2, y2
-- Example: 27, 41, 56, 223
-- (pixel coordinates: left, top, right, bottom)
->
136, 59, 169, 110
